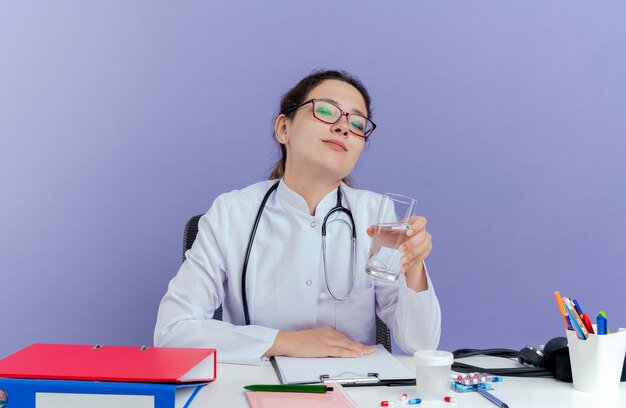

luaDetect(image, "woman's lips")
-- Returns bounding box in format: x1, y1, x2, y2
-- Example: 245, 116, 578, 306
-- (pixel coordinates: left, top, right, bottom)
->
322, 140, 347, 151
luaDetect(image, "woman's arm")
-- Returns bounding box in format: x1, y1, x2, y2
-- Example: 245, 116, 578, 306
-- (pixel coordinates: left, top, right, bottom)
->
154, 201, 281, 365
375, 270, 442, 354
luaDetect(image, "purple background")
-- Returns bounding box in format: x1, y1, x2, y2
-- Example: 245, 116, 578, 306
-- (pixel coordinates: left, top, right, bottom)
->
1, 1, 625, 358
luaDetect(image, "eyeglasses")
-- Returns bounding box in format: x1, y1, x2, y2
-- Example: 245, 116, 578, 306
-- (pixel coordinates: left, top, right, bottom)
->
284, 99, 376, 139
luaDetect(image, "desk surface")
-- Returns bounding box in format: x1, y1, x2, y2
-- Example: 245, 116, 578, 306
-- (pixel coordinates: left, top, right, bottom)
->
194, 355, 626, 407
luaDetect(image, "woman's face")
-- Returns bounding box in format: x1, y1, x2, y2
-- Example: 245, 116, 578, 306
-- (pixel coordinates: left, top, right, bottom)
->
276, 79, 368, 183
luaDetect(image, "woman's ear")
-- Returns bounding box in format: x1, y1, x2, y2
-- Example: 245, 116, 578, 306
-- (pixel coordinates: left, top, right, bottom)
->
274, 114, 288, 144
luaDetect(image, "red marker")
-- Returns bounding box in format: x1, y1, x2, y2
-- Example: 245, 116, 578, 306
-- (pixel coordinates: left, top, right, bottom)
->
581, 313, 595, 334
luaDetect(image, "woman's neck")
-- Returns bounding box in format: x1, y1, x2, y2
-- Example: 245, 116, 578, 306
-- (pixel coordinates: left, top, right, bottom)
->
282, 173, 341, 216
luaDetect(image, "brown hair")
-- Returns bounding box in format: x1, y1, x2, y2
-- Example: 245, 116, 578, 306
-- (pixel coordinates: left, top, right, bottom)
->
269, 70, 373, 186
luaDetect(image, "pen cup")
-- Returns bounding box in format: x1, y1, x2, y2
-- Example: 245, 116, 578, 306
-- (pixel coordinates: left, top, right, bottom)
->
566, 328, 626, 393
414, 350, 453, 400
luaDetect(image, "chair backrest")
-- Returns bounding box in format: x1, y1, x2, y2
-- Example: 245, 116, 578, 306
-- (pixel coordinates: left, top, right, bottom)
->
183, 215, 224, 321
183, 214, 392, 352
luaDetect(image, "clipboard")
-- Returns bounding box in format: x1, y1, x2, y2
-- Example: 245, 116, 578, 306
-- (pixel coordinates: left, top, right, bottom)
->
270, 345, 416, 387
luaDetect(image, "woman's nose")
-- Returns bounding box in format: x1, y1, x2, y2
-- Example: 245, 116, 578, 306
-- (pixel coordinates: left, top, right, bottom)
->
331, 114, 350, 137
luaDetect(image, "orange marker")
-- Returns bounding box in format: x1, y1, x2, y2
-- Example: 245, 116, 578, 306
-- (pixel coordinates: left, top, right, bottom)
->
553, 291, 571, 330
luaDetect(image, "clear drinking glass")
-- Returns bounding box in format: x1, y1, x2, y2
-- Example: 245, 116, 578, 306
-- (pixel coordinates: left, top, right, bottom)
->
365, 193, 417, 281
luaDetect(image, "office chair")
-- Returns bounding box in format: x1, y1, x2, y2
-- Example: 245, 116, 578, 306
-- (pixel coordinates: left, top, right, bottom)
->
183, 214, 392, 352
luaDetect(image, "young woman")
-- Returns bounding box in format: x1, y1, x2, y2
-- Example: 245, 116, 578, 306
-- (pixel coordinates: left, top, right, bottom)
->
154, 70, 441, 365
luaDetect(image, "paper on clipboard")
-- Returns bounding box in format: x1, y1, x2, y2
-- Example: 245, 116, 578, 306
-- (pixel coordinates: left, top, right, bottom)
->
271, 345, 414, 386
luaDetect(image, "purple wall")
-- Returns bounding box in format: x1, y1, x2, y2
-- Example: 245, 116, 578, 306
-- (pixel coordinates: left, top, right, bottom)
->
1, 1, 625, 358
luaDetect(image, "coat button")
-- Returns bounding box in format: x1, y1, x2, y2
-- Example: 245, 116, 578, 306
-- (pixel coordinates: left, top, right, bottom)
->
310, 221, 317, 228
306, 280, 312, 286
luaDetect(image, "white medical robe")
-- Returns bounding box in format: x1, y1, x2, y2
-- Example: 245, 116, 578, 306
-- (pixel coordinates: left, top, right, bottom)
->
154, 179, 441, 364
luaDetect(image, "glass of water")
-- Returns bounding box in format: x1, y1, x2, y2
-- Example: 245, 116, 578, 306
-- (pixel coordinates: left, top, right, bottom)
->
365, 193, 417, 281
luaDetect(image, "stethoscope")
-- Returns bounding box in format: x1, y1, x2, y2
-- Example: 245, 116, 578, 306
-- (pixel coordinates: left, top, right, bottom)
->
241, 181, 357, 325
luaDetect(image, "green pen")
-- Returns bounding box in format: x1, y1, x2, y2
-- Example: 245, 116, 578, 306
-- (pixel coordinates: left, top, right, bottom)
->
244, 384, 333, 393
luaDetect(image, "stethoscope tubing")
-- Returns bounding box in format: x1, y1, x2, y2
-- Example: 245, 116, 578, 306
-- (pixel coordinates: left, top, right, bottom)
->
241, 181, 280, 326
321, 204, 356, 301
241, 181, 356, 325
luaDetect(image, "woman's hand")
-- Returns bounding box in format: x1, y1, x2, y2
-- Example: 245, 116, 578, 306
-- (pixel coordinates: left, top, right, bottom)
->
367, 215, 432, 292
399, 215, 432, 270
264, 327, 375, 358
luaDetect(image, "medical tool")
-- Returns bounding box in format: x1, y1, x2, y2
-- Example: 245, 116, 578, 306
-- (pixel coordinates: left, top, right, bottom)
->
241, 181, 357, 325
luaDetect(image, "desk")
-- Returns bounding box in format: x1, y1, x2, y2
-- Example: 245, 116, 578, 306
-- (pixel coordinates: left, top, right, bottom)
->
193, 355, 626, 407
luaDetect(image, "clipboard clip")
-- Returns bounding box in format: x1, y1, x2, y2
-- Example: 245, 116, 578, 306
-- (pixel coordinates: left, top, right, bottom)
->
320, 372, 380, 385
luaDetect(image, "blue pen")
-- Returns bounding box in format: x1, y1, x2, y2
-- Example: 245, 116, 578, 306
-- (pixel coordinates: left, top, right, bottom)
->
572, 299, 583, 315
561, 297, 574, 330
597, 313, 608, 335
476, 387, 509, 408
565, 303, 586, 339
